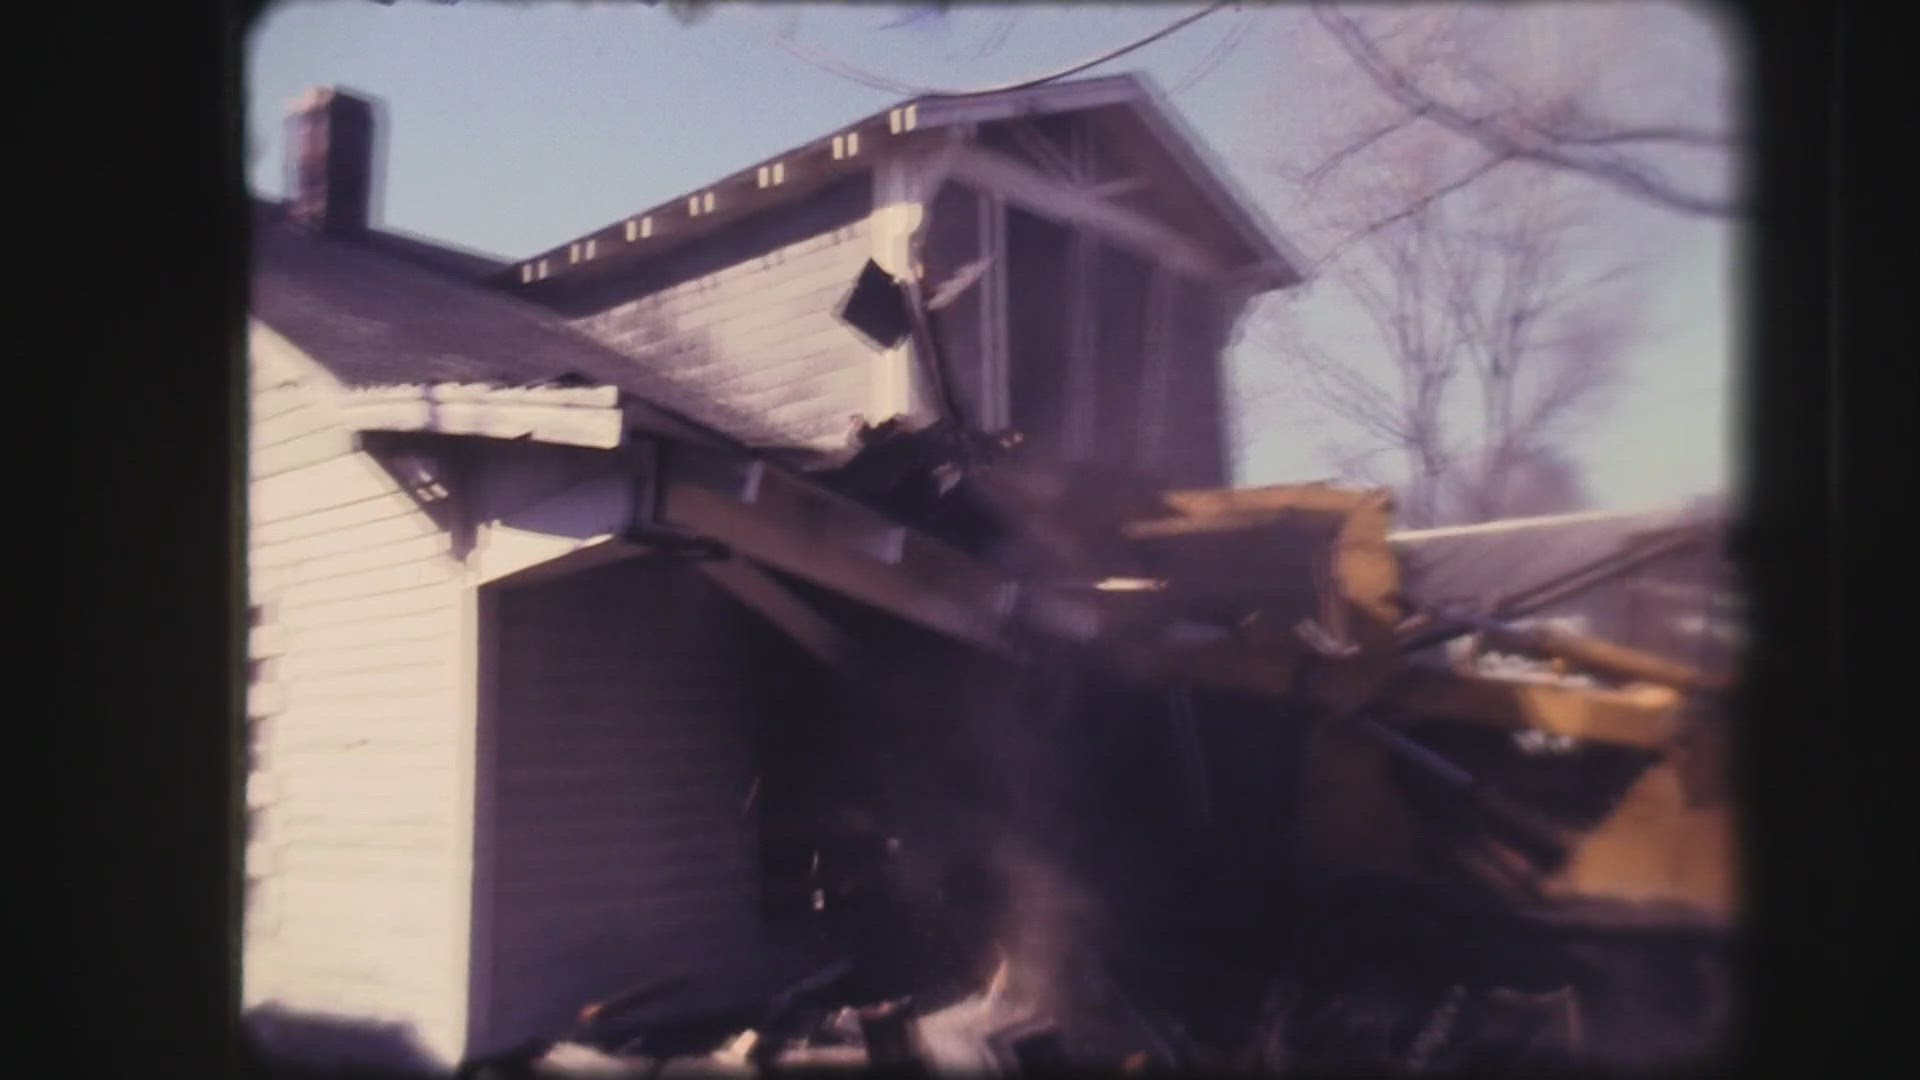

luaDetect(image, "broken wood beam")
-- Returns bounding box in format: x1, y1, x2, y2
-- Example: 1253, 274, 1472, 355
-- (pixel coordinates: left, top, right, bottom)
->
699, 556, 862, 675
1417, 610, 1724, 692
1382, 668, 1686, 750
663, 442, 1016, 652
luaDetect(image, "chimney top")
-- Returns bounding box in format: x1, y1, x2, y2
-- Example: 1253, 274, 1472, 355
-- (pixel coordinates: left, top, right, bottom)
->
286, 86, 376, 238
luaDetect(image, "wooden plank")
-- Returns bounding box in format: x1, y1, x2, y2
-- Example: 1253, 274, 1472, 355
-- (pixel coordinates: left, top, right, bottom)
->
274, 746, 461, 779
251, 424, 359, 480
248, 682, 286, 720
283, 587, 457, 633
251, 452, 403, 526
252, 386, 333, 425
676, 309, 865, 372
269, 689, 458, 723
947, 146, 1224, 281
1383, 670, 1686, 750
271, 533, 455, 590
252, 399, 341, 450
662, 449, 1011, 651
250, 624, 286, 660
282, 663, 460, 698
274, 638, 456, 680
276, 556, 461, 608
610, 248, 868, 337
282, 608, 457, 655
579, 222, 867, 325
250, 490, 431, 549
699, 557, 861, 673
252, 511, 442, 571
694, 339, 868, 399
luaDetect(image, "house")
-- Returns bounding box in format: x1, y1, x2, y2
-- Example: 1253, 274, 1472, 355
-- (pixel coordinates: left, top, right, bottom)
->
241, 77, 1305, 1073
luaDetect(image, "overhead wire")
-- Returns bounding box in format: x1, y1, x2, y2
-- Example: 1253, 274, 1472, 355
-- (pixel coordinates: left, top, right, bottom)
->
1171, 9, 1256, 93
772, 2, 1231, 100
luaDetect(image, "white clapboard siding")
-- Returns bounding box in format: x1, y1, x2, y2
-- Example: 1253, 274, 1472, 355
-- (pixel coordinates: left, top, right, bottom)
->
275, 632, 456, 674
566, 183, 875, 453
275, 555, 461, 608
281, 662, 461, 699
244, 330, 474, 1071
271, 533, 456, 589
285, 589, 458, 633
252, 387, 334, 427
280, 601, 458, 650
252, 453, 411, 527
252, 424, 361, 479
251, 492, 432, 549
253, 512, 444, 572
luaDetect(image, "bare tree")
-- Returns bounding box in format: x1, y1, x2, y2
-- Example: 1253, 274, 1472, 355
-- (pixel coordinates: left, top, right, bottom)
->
1293, 1, 1741, 263
1267, 141, 1636, 528
1488, 446, 1591, 520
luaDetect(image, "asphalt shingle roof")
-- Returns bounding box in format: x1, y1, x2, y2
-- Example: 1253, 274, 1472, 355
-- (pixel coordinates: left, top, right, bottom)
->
248, 201, 825, 456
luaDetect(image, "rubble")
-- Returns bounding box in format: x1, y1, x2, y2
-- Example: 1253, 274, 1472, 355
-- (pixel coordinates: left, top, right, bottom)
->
487, 442, 1736, 1075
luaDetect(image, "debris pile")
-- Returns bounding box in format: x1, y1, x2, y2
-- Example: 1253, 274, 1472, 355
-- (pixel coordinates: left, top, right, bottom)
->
471, 437, 1738, 1075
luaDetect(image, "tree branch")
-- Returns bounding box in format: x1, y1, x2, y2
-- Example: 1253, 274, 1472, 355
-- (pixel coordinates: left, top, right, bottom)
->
1309, 2, 1741, 217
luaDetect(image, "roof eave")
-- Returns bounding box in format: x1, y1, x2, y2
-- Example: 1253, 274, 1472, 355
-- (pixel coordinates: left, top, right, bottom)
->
1117, 72, 1311, 292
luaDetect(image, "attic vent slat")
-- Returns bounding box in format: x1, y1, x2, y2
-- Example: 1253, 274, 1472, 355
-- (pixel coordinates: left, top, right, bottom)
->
703, 191, 715, 213
889, 108, 902, 134
568, 243, 580, 264
688, 195, 701, 216
520, 264, 533, 283
904, 104, 917, 131
584, 238, 597, 259
758, 166, 770, 188
537, 258, 550, 279
773, 161, 785, 185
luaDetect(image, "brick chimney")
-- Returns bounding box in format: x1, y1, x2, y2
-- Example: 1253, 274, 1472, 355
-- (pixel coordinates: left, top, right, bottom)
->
286, 87, 376, 237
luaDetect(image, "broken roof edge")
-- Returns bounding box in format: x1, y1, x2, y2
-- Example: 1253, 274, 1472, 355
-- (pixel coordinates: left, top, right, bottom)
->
496, 72, 1306, 293
1389, 503, 1717, 545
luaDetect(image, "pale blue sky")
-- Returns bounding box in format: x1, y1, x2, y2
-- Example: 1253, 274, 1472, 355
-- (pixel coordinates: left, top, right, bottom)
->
246, 1, 1741, 510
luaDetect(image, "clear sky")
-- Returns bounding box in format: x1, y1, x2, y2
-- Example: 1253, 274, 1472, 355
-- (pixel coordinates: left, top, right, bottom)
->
246, 0, 1741, 511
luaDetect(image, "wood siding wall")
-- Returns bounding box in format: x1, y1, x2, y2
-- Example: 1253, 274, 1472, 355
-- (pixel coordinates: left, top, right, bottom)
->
241, 325, 474, 1069
471, 562, 790, 1056
559, 177, 880, 455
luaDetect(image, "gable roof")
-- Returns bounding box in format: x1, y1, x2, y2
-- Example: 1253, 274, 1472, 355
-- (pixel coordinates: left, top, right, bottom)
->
496, 72, 1305, 296
249, 200, 852, 461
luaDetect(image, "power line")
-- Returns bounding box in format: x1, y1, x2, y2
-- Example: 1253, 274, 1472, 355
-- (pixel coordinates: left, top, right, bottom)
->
1171, 11, 1256, 93
773, 2, 1231, 100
